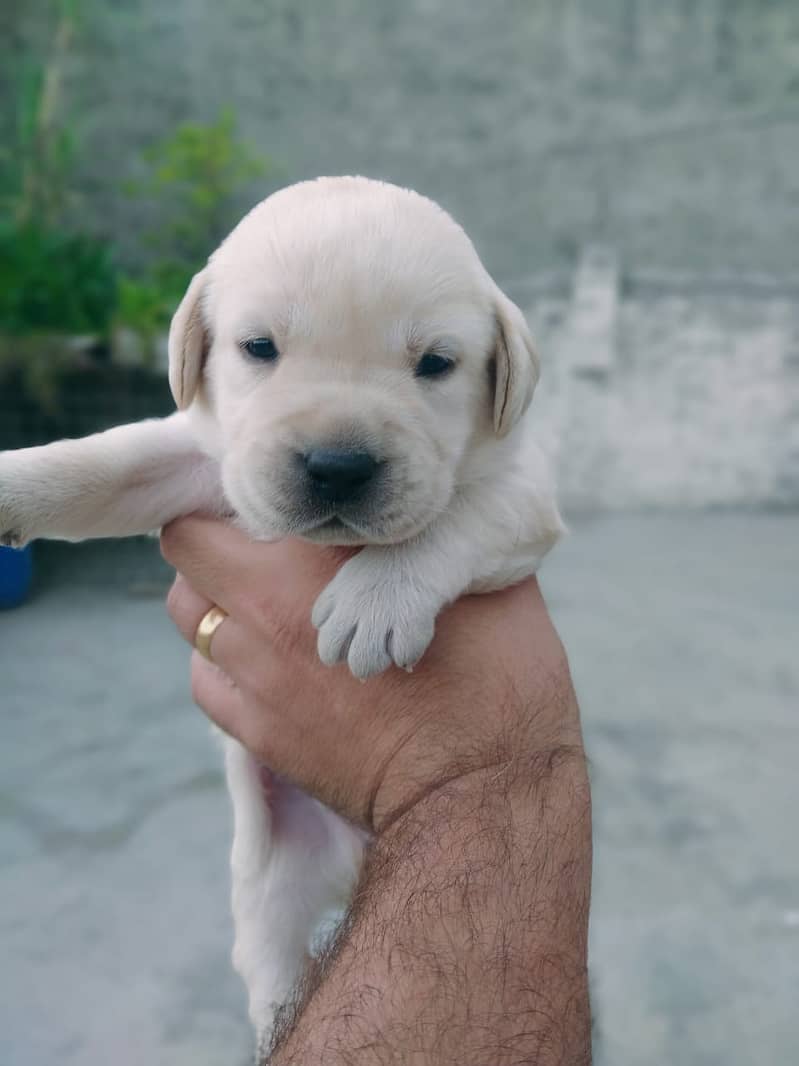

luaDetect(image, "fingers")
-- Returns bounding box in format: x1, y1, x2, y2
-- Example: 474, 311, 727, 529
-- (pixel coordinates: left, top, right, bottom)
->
189, 651, 248, 741
160, 515, 357, 619
160, 517, 267, 611
166, 572, 247, 679
166, 571, 266, 749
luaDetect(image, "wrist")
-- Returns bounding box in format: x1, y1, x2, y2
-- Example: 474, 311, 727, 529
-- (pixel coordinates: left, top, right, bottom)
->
372, 737, 588, 837
368, 637, 583, 833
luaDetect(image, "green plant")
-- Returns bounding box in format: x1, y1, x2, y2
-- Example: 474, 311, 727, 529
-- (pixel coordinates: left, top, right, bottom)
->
115, 108, 277, 343
115, 276, 172, 346
0, 221, 117, 336
0, 3, 115, 409
130, 107, 274, 273
0, 218, 117, 409
0, 0, 83, 227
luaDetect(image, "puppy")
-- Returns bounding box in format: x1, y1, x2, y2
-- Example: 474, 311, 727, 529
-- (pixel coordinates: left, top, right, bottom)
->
0, 177, 564, 1050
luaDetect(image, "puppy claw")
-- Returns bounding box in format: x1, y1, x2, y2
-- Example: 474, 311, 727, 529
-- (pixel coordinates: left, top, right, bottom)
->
0, 529, 24, 549
389, 618, 436, 674
387, 629, 420, 674
347, 636, 393, 680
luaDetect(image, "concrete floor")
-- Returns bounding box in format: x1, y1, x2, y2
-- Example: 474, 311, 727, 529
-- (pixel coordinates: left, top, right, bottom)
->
0, 513, 797, 1065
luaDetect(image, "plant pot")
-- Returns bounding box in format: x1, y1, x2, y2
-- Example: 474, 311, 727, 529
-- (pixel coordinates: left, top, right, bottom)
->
0, 544, 34, 608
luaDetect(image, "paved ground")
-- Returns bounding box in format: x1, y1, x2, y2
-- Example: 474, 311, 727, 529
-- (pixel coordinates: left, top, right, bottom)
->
0, 513, 797, 1065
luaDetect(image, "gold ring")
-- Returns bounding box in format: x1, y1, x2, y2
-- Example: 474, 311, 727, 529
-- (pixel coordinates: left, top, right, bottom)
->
194, 605, 228, 663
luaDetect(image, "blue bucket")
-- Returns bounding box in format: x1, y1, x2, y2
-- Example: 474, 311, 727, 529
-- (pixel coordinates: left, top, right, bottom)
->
0, 544, 34, 609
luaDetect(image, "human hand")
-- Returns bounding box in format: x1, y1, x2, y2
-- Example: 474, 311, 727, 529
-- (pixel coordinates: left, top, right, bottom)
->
162, 516, 582, 831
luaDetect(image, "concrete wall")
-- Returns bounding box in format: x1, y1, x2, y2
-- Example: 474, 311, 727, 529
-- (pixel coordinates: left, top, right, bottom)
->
5, 0, 799, 281
526, 253, 799, 509
4, 1, 797, 509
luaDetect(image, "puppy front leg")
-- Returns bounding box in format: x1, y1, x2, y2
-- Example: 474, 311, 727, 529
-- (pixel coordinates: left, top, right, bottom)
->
313, 452, 564, 679
0, 413, 225, 546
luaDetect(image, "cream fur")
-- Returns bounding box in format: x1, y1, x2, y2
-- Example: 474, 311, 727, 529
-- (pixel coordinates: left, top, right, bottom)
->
0, 176, 563, 1049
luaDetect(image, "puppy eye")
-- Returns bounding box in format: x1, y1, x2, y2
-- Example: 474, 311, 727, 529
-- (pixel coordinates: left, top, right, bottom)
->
242, 337, 279, 361
415, 352, 455, 379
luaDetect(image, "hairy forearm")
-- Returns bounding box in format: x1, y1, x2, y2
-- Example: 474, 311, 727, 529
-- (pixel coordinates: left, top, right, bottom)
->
267, 747, 592, 1065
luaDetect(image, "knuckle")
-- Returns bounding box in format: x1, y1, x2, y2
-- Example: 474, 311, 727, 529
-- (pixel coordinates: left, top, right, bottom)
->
165, 576, 184, 618
166, 576, 200, 633
159, 517, 188, 564
159, 523, 177, 561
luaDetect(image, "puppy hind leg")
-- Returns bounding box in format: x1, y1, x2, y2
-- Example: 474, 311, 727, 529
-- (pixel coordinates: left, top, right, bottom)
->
224, 738, 365, 1049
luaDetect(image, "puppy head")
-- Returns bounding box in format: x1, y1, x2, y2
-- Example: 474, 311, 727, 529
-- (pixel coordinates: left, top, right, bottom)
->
168, 177, 539, 545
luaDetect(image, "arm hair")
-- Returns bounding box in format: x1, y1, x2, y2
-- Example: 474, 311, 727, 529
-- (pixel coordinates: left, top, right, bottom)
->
264, 745, 592, 1066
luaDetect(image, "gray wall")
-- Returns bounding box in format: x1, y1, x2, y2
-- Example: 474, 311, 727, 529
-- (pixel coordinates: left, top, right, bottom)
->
5, 0, 798, 508
523, 251, 799, 510
7, 0, 799, 282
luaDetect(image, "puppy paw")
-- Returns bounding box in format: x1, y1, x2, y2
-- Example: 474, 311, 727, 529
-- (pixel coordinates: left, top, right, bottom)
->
0, 455, 40, 547
0, 479, 26, 547
0, 493, 24, 547
312, 552, 439, 679
0, 529, 25, 549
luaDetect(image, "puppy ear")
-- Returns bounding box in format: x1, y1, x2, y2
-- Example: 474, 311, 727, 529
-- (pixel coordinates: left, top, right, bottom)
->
168, 269, 210, 409
492, 290, 540, 437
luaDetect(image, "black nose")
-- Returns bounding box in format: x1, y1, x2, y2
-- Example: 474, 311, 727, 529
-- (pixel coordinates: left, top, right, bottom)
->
304, 448, 379, 502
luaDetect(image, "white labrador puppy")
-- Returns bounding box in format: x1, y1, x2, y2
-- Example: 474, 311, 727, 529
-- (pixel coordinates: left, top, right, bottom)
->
0, 176, 564, 1048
